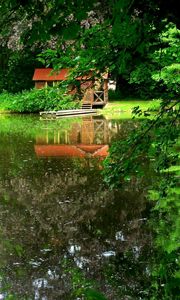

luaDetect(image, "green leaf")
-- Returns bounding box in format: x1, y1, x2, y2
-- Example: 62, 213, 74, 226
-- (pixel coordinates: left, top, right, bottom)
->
85, 288, 108, 300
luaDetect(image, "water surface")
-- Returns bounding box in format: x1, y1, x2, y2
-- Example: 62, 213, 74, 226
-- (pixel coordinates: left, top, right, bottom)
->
0, 114, 178, 299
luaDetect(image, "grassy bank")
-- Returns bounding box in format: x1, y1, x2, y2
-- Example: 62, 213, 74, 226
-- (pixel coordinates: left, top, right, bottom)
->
0, 89, 162, 116
101, 99, 161, 119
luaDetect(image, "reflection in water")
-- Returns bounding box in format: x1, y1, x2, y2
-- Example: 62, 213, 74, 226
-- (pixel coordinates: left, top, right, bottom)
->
35, 116, 115, 159
0, 115, 174, 299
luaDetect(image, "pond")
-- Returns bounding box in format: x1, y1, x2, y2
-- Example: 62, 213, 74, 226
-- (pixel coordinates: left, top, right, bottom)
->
0, 114, 179, 300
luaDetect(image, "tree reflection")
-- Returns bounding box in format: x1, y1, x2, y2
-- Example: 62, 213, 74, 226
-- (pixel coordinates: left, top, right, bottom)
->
0, 115, 154, 299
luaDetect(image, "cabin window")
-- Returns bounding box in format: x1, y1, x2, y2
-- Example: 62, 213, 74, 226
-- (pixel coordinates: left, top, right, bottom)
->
47, 81, 53, 87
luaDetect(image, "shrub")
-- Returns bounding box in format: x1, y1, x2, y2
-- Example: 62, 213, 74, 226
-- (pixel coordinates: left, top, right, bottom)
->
0, 87, 81, 113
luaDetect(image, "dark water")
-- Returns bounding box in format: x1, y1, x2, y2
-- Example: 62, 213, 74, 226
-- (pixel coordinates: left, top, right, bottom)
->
0, 115, 179, 300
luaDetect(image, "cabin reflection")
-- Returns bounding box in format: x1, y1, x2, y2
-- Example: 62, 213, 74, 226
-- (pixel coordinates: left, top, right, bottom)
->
35, 116, 118, 159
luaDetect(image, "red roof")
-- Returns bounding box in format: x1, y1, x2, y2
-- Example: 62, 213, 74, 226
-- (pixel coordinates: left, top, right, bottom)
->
32, 68, 69, 81
33, 68, 108, 81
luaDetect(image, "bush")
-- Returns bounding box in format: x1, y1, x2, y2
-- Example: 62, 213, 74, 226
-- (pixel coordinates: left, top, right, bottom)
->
0, 87, 81, 113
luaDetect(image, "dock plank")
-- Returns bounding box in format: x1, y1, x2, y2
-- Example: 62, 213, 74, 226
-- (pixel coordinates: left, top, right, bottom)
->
40, 109, 98, 118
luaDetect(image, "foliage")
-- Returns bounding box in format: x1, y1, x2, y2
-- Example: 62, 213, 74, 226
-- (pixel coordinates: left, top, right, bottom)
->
103, 98, 180, 298
103, 99, 179, 187
152, 63, 180, 95
0, 45, 43, 93
0, 1, 179, 97
0, 87, 80, 113
129, 22, 180, 98
37, 20, 179, 100
147, 183, 180, 299
0, 51, 37, 94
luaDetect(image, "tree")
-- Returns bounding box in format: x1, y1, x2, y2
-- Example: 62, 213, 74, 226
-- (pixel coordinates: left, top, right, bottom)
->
0, 0, 179, 94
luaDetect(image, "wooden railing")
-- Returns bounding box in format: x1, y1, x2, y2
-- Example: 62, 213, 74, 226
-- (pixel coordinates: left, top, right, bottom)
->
82, 88, 107, 106
94, 91, 104, 104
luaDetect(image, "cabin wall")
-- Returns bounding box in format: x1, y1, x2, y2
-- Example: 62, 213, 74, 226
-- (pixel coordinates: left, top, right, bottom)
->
35, 81, 46, 89
35, 81, 56, 89
80, 81, 94, 91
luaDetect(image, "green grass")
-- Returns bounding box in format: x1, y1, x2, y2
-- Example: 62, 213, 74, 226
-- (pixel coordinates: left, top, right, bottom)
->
101, 100, 161, 119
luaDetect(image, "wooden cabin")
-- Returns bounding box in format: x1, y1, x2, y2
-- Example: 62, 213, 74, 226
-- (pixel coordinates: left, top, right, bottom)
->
32, 68, 108, 108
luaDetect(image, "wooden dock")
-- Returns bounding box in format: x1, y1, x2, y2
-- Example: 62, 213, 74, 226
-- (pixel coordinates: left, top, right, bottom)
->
40, 109, 98, 118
